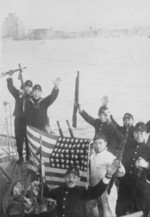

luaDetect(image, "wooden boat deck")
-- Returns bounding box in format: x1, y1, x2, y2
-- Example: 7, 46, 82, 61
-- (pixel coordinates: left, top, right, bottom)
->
0, 158, 29, 216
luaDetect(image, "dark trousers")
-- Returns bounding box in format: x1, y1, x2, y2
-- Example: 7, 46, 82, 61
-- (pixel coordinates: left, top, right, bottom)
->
116, 177, 148, 216
14, 117, 30, 158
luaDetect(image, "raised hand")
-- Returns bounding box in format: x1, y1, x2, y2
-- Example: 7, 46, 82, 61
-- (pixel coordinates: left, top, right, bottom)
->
8, 70, 14, 76
101, 95, 109, 107
53, 77, 61, 88
76, 102, 83, 112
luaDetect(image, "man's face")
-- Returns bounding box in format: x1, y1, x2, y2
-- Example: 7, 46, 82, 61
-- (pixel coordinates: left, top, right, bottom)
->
133, 131, 147, 143
94, 138, 107, 153
98, 109, 111, 123
65, 172, 79, 188
32, 90, 42, 100
123, 118, 134, 128
25, 86, 32, 94
98, 113, 107, 123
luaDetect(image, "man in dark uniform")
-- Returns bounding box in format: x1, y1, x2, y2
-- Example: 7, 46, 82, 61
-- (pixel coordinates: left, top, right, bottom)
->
116, 122, 150, 217
7, 73, 33, 164
42, 162, 120, 217
77, 103, 122, 155
146, 120, 150, 133
25, 77, 60, 132
113, 113, 135, 141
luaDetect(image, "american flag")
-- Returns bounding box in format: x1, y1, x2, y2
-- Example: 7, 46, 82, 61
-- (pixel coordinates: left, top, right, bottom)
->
26, 126, 91, 187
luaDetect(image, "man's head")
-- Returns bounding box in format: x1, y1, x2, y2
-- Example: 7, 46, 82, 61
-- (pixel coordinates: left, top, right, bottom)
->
65, 166, 80, 188
133, 122, 147, 143
98, 106, 110, 123
32, 84, 42, 100
24, 80, 33, 94
123, 113, 134, 128
93, 133, 107, 153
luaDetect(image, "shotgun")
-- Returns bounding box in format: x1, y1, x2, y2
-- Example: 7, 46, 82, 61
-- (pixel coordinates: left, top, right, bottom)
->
72, 71, 79, 128
107, 132, 128, 194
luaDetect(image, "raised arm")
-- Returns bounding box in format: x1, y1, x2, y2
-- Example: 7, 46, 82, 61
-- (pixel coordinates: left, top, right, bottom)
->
43, 77, 60, 107
78, 103, 96, 127
7, 75, 19, 99
82, 159, 120, 201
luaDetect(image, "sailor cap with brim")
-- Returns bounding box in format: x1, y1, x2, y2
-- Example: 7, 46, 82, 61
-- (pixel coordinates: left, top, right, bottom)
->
66, 166, 80, 176
24, 80, 33, 87
123, 113, 134, 120
94, 132, 107, 141
33, 84, 42, 91
134, 122, 147, 132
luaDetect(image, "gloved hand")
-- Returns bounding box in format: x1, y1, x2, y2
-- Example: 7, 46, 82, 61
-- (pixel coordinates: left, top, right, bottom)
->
105, 159, 120, 179
135, 157, 149, 169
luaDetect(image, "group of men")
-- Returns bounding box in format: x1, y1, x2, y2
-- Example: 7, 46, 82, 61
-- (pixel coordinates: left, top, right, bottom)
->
78, 100, 150, 217
7, 72, 150, 217
7, 72, 60, 163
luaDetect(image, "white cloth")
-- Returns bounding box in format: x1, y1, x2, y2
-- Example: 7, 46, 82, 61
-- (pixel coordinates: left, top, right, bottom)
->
87, 149, 125, 217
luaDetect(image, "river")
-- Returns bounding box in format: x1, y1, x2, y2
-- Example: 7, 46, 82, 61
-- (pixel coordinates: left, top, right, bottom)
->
0, 36, 150, 138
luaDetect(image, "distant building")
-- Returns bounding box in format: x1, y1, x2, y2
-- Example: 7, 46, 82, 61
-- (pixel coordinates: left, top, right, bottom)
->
27, 28, 51, 40
1, 13, 25, 40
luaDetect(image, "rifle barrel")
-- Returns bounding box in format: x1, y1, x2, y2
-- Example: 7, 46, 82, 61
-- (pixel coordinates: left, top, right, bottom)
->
56, 121, 64, 137
66, 120, 74, 138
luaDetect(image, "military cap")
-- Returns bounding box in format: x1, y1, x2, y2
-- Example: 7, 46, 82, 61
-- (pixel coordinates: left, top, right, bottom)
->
123, 113, 133, 120
98, 105, 108, 115
33, 84, 42, 91
66, 166, 80, 176
94, 132, 107, 141
134, 122, 147, 132
24, 80, 33, 87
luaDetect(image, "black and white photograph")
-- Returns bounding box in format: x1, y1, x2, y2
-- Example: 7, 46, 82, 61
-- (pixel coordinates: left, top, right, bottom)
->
0, 0, 150, 216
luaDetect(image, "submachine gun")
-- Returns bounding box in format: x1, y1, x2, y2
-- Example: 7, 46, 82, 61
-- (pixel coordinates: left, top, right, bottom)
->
0, 64, 26, 79
107, 131, 129, 194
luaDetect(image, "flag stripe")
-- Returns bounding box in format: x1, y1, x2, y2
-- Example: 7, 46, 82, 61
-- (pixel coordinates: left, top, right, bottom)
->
27, 126, 90, 188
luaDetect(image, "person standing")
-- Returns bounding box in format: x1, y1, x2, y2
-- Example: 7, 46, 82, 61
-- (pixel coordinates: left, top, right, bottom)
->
7, 73, 33, 163
77, 103, 122, 155
41, 164, 119, 217
25, 77, 60, 132
86, 133, 125, 217
116, 122, 150, 217
113, 113, 135, 141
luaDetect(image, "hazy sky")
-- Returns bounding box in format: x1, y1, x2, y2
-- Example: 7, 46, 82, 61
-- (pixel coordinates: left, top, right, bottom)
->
1, 0, 150, 31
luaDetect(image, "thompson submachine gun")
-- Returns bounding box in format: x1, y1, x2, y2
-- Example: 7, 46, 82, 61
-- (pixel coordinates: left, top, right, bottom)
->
0, 64, 26, 79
